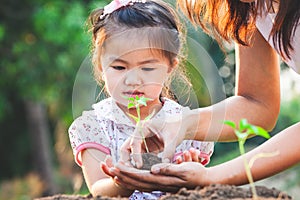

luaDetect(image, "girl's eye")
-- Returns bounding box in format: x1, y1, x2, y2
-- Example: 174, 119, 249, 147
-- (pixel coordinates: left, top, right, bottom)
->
141, 67, 155, 71
111, 66, 126, 70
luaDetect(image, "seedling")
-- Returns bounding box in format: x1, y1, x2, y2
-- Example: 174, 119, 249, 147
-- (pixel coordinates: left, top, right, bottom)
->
126, 95, 154, 153
224, 119, 271, 199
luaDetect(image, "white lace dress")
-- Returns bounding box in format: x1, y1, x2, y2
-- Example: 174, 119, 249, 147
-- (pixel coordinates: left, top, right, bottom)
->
69, 97, 214, 200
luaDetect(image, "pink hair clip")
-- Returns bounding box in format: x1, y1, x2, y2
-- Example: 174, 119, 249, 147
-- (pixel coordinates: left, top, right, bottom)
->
100, 0, 147, 19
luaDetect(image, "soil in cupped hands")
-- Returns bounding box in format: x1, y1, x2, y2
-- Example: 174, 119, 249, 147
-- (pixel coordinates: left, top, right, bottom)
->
140, 152, 162, 170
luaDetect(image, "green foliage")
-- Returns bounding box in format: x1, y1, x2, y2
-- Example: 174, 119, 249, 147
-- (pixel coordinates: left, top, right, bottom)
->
0, 0, 99, 190
224, 119, 270, 160
224, 119, 271, 199
0, 24, 5, 41
127, 96, 153, 121
224, 119, 270, 147
34, 1, 89, 45
126, 95, 153, 153
0, 0, 92, 124
275, 97, 300, 131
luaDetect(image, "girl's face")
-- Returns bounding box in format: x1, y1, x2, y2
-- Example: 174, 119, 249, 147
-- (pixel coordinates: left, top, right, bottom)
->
100, 35, 176, 110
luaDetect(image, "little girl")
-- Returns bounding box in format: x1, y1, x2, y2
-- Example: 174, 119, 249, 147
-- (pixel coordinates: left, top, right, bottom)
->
68, 0, 214, 199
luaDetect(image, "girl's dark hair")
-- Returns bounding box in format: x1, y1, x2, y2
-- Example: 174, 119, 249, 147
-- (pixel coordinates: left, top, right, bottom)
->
178, 0, 300, 59
89, 0, 182, 60
88, 0, 190, 100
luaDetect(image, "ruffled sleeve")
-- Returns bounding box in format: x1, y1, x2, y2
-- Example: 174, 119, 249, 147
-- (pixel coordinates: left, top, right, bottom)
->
68, 110, 111, 166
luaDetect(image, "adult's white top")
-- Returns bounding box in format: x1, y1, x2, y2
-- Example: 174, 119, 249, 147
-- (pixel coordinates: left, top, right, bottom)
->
256, 4, 300, 74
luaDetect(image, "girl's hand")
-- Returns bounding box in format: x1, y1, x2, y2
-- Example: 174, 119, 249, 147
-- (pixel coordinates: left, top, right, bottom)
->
107, 161, 211, 192
175, 148, 200, 163
175, 148, 210, 166
101, 155, 115, 178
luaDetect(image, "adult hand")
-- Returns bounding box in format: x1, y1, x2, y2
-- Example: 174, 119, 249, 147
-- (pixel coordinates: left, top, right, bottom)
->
120, 107, 198, 168
105, 161, 210, 192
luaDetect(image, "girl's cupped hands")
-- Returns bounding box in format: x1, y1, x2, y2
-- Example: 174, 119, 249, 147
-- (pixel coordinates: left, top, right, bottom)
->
101, 157, 210, 193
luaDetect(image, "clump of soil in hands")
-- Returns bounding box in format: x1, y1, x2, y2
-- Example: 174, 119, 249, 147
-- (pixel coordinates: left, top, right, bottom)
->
140, 153, 162, 170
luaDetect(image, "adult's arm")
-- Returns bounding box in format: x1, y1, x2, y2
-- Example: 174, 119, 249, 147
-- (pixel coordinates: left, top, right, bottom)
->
106, 122, 300, 192
192, 28, 281, 142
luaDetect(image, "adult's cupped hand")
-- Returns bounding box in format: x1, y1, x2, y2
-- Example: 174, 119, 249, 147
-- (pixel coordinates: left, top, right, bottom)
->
119, 107, 194, 168
101, 157, 208, 193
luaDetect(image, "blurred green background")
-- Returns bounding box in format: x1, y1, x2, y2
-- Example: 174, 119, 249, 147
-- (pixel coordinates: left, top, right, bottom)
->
0, 0, 299, 199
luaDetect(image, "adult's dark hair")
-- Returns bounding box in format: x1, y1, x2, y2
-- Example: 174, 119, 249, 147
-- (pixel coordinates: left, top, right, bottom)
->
178, 0, 300, 59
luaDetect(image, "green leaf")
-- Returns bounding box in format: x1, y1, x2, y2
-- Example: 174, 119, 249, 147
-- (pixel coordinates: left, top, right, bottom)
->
239, 119, 250, 132
122, 96, 134, 102
127, 97, 135, 102
123, 95, 135, 103
137, 99, 147, 106
127, 102, 135, 109
247, 125, 258, 135
223, 120, 236, 129
248, 125, 270, 139
126, 95, 153, 123
256, 127, 270, 139
137, 96, 152, 106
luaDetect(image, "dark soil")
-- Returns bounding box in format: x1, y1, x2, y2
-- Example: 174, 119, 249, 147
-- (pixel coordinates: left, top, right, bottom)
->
140, 153, 162, 170
161, 184, 292, 200
35, 194, 126, 200
35, 184, 292, 200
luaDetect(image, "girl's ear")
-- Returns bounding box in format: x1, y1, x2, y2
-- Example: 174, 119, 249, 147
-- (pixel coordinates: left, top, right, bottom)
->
168, 57, 179, 73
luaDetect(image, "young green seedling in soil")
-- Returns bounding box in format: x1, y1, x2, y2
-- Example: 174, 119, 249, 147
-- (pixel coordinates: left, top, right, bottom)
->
224, 119, 271, 200
126, 95, 154, 153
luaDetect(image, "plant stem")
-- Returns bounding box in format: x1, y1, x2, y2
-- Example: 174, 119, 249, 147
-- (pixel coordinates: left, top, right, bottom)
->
137, 123, 149, 153
136, 105, 141, 121
239, 141, 258, 199
225, 119, 271, 200
136, 105, 149, 153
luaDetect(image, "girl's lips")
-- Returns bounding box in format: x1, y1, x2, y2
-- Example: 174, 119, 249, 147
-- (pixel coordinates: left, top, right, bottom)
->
123, 91, 144, 97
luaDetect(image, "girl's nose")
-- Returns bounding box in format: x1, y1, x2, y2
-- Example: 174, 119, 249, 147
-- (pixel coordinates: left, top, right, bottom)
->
124, 68, 142, 86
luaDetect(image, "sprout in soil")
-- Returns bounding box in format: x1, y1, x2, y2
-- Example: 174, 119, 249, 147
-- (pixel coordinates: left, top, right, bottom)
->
224, 119, 271, 200
126, 95, 154, 153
